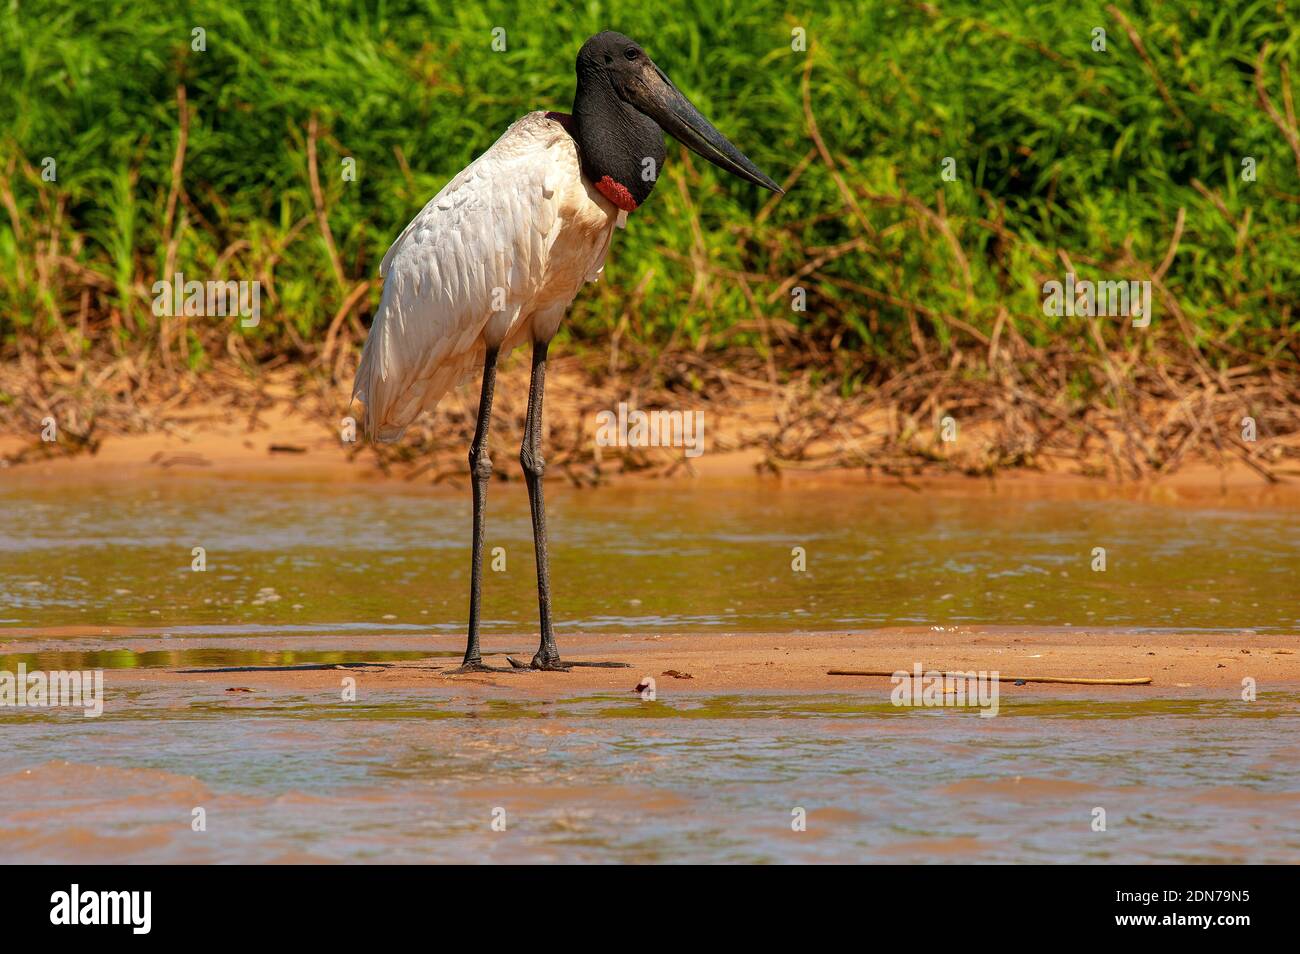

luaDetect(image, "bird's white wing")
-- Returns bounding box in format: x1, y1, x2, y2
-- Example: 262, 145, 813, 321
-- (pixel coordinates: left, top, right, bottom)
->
353, 112, 577, 441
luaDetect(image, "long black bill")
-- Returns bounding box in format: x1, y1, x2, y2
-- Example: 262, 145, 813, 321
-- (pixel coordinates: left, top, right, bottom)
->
637, 63, 783, 194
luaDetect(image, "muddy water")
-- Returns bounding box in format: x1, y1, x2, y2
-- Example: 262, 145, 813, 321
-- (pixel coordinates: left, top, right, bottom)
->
1, 477, 1296, 636
2, 683, 1297, 863
1, 476, 1298, 863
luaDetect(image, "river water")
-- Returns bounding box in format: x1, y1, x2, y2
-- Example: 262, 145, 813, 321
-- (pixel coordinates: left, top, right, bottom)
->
1, 475, 1296, 862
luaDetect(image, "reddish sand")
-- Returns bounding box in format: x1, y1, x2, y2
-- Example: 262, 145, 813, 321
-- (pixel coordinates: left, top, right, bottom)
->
4, 380, 1299, 510
119, 628, 1300, 697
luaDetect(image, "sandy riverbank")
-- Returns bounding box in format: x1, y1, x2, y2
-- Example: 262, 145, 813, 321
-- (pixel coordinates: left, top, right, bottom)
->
114, 628, 1300, 697
4, 354, 1299, 508
3, 402, 1299, 513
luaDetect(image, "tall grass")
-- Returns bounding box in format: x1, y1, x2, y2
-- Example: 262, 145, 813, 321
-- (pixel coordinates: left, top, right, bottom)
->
1, 0, 1297, 390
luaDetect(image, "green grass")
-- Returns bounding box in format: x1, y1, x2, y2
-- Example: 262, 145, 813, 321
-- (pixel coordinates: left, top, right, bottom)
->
1, 0, 1297, 385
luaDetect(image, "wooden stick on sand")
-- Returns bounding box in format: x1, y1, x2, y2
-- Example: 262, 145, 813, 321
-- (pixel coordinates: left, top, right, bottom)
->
826, 669, 1152, 686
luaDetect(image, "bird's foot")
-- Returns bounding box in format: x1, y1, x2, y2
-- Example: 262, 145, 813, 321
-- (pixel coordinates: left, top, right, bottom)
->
442, 658, 528, 676
507, 654, 632, 672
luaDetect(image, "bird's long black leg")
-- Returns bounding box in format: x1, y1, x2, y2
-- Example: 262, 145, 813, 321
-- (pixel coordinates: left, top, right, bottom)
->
508, 340, 629, 673
444, 346, 520, 676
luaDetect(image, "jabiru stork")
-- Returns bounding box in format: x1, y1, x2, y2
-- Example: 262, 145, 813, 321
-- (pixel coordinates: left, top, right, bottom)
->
353, 30, 782, 673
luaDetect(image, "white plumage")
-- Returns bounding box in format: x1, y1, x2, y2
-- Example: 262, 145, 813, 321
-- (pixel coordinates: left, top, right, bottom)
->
353, 111, 626, 441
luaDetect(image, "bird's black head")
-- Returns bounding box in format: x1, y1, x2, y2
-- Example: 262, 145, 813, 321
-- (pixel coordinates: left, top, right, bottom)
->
571, 30, 782, 211
576, 30, 647, 78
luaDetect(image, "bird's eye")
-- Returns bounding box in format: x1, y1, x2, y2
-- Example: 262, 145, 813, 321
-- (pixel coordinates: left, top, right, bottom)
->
623, 48, 639, 60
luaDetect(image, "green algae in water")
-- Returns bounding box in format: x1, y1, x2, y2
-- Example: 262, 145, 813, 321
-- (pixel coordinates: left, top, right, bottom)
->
0, 648, 436, 671
24, 689, 1286, 725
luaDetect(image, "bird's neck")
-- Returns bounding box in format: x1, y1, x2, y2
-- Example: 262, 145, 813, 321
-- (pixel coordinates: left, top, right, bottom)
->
571, 79, 665, 211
